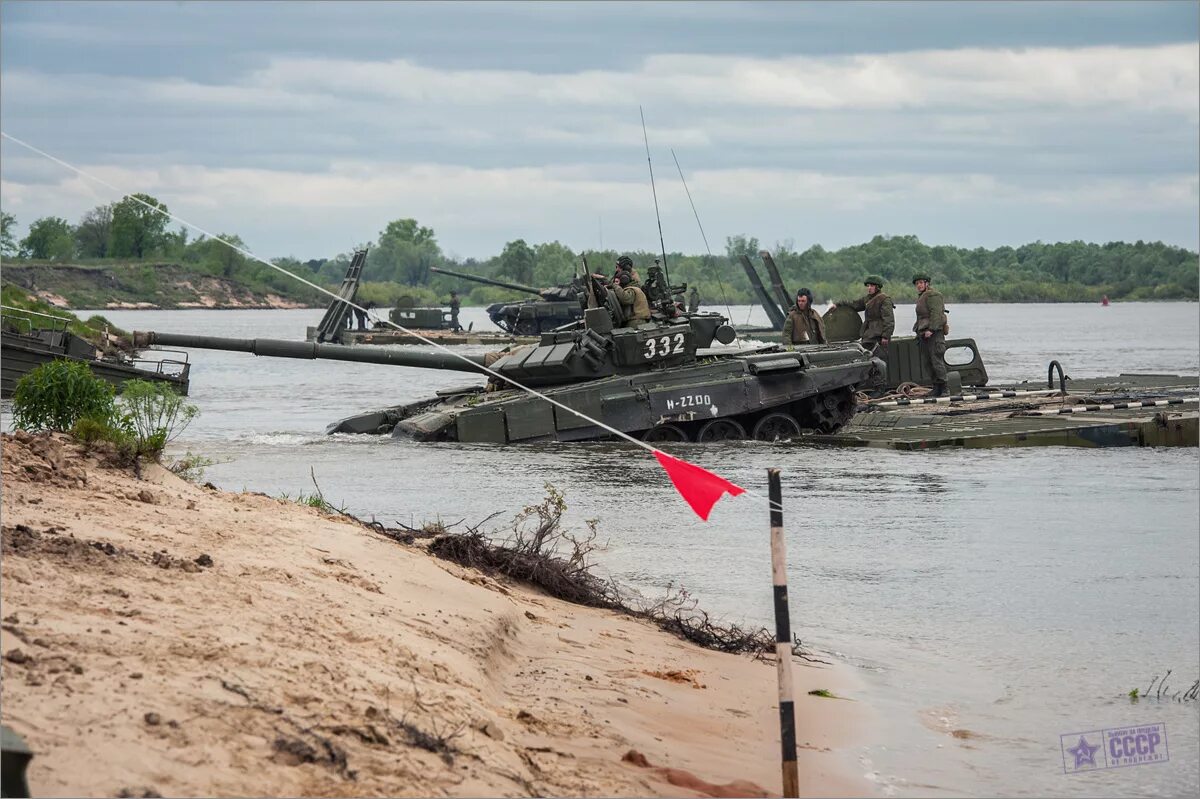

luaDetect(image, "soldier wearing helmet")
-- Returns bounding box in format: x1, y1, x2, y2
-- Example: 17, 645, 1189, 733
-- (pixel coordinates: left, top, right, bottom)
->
912, 273, 948, 396
831, 275, 895, 387
782, 288, 826, 348
611, 270, 651, 328
614, 255, 641, 287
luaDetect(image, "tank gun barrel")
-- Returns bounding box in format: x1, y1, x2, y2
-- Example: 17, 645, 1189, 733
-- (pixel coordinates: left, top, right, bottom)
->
132, 331, 489, 373
430, 266, 544, 297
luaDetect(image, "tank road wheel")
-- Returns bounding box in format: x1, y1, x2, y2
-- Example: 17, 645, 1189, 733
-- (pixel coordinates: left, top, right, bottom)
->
801, 387, 857, 433
696, 418, 747, 443
642, 423, 690, 443
752, 412, 802, 442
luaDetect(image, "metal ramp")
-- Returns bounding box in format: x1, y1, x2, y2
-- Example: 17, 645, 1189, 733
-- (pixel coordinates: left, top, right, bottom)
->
314, 249, 367, 343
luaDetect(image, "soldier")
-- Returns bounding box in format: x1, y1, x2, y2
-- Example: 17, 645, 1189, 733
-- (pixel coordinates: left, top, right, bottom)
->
782, 288, 826, 347
611, 271, 651, 328
912, 273, 948, 396
832, 275, 894, 356
353, 300, 373, 331
615, 255, 641, 286
687, 286, 700, 313
448, 291, 462, 332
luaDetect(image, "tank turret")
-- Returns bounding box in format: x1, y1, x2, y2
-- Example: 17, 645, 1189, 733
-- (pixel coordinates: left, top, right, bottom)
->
134, 293, 884, 444
429, 266, 585, 334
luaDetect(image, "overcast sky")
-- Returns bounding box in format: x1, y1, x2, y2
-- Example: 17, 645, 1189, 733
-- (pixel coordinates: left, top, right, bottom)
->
1, 0, 1197, 262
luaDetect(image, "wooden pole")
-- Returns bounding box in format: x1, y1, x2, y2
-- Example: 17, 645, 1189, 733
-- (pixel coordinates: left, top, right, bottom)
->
769, 468, 799, 798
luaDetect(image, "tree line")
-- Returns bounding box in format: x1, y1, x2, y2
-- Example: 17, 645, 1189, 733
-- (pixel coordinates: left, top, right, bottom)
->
2, 202, 1196, 306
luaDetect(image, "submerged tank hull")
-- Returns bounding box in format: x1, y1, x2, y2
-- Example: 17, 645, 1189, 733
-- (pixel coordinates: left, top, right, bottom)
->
328, 344, 881, 443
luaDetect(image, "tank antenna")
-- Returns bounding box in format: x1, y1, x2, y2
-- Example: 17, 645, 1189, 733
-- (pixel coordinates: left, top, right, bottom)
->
640, 106, 670, 287
671, 148, 735, 327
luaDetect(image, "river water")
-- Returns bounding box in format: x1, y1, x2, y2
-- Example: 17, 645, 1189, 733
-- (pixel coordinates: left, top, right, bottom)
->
13, 302, 1200, 797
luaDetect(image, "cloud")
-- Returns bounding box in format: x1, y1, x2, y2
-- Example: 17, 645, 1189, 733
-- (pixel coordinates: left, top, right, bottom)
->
1, 40, 1196, 255
8, 43, 1196, 117
234, 44, 1199, 112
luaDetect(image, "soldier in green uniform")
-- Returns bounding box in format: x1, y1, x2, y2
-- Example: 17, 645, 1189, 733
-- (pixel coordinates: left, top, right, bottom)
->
832, 275, 894, 390
782, 288, 826, 347
611, 271, 652, 327
912, 273, 948, 396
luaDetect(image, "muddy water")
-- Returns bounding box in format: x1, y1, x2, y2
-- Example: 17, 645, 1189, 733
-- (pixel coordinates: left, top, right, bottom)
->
13, 302, 1200, 797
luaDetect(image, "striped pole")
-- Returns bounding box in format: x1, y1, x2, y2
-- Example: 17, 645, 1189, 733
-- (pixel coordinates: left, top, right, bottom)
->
768, 468, 799, 798
870, 388, 1063, 407
1020, 397, 1193, 415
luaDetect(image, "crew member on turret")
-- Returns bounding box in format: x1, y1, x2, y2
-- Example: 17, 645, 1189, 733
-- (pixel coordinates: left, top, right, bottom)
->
687, 286, 700, 313
782, 288, 826, 347
912, 273, 948, 396
611, 271, 651, 328
614, 255, 641, 287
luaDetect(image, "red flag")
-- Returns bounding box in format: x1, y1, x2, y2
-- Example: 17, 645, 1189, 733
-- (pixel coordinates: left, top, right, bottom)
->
653, 449, 745, 521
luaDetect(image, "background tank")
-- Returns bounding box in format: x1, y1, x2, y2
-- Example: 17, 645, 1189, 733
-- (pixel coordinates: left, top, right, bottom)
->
429, 266, 585, 334
134, 279, 883, 444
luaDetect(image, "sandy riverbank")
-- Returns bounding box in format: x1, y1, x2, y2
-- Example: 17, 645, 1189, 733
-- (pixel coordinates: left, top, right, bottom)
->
1, 432, 870, 797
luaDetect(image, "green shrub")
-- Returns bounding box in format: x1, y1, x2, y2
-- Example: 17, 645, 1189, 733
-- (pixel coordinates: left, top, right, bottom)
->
11, 360, 118, 432
118, 379, 198, 459
71, 416, 138, 464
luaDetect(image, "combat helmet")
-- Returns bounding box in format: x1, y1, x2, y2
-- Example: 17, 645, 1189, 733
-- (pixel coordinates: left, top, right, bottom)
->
864, 275, 884, 288
616, 255, 634, 270
911, 272, 931, 284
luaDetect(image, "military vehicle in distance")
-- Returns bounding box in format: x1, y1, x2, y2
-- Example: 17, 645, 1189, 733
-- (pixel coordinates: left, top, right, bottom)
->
429, 266, 585, 334
134, 274, 883, 444
387, 296, 454, 330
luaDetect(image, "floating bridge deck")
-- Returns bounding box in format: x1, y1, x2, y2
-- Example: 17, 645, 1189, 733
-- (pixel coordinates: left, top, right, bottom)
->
818, 374, 1198, 450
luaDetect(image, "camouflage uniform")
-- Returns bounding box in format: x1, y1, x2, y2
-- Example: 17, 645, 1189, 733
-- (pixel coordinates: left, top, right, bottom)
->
912, 278, 947, 390
448, 295, 462, 331
782, 306, 826, 346
612, 283, 651, 328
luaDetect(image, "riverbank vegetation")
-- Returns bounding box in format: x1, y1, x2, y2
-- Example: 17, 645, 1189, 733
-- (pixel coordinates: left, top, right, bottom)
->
10, 360, 198, 473
4, 205, 1195, 308
0, 284, 126, 346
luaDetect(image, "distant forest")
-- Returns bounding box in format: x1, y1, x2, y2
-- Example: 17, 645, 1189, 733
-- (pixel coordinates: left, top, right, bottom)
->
2, 201, 1196, 307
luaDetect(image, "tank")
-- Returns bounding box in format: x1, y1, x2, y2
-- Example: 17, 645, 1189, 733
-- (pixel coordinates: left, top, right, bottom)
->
429, 266, 585, 334
132, 279, 884, 444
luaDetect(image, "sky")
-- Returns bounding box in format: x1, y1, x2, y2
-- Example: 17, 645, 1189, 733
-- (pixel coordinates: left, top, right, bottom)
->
1, 0, 1197, 262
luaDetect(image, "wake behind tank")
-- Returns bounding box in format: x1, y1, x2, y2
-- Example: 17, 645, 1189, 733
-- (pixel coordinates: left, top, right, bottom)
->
429, 266, 585, 334
133, 276, 884, 444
